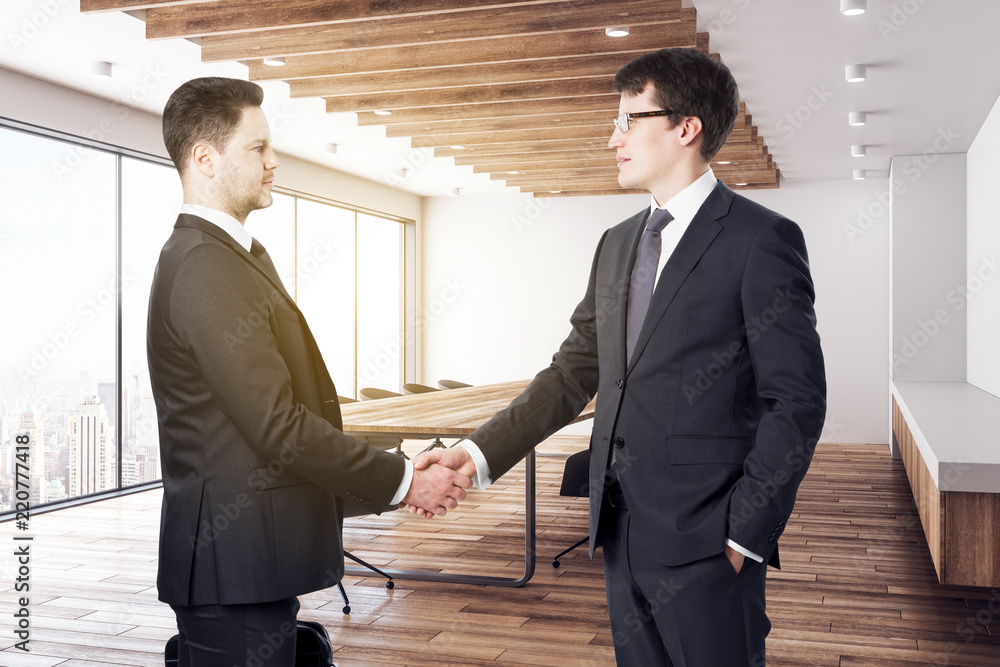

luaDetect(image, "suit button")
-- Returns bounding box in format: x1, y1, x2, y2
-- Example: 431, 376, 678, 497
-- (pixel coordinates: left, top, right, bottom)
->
616, 378, 623, 389
614, 437, 625, 449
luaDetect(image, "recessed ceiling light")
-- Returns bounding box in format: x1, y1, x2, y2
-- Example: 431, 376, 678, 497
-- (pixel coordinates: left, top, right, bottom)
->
450, 145, 466, 150
853, 170, 866, 180
735, 183, 748, 186
449, 187, 461, 197
716, 160, 731, 165
91, 61, 113, 79
550, 190, 562, 194
507, 171, 520, 175
849, 112, 867, 127
606, 26, 630, 37
374, 110, 393, 116
845, 64, 867, 83
851, 145, 867, 157
262, 56, 286, 67
841, 0, 866, 16
325, 143, 338, 154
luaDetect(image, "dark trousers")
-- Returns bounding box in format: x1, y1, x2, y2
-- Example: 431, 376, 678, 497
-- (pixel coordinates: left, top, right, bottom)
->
600, 502, 769, 666
170, 597, 300, 667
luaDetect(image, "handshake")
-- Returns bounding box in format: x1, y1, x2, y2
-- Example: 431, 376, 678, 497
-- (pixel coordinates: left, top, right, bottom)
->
399, 446, 478, 519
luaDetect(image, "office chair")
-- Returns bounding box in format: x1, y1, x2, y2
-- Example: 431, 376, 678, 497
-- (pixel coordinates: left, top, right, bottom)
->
438, 379, 472, 390
337, 395, 358, 403
401, 382, 438, 394
552, 448, 591, 568
337, 501, 397, 614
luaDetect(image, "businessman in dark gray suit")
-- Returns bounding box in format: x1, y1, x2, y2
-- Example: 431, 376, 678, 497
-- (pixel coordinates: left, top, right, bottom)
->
412, 49, 826, 665
148, 77, 470, 665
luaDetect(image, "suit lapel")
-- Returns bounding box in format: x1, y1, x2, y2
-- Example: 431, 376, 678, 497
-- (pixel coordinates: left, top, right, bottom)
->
625, 181, 734, 375
175, 214, 298, 311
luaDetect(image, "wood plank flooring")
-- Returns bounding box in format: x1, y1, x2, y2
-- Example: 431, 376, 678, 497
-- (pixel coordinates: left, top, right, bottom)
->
1, 438, 998, 666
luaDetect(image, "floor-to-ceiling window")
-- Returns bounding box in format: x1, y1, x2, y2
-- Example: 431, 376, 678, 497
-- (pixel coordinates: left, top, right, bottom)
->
0, 121, 410, 515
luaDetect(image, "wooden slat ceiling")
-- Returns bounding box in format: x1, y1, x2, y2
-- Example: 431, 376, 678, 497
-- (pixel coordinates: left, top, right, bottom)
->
82, 0, 779, 196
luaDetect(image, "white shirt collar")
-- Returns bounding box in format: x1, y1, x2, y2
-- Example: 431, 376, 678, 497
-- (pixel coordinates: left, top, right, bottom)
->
179, 203, 253, 252
648, 168, 718, 226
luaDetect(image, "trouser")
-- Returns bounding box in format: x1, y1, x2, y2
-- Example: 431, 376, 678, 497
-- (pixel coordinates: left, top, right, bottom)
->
170, 597, 300, 667
600, 496, 769, 666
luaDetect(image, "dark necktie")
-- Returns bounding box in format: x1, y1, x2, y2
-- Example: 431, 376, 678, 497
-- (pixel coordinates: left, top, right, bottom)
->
626, 208, 673, 362
250, 238, 282, 285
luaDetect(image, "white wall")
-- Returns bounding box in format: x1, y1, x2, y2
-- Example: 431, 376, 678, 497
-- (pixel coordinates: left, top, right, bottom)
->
422, 178, 890, 445
889, 153, 967, 384
967, 93, 1000, 399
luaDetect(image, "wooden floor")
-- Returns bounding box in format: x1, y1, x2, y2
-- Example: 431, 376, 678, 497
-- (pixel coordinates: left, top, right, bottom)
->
1, 437, 999, 666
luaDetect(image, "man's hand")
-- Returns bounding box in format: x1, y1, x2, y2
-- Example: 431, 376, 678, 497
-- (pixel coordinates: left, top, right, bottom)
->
403, 447, 479, 518
725, 544, 745, 574
400, 462, 471, 518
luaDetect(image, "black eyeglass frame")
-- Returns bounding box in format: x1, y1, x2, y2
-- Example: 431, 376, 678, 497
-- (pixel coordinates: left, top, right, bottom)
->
612, 110, 682, 133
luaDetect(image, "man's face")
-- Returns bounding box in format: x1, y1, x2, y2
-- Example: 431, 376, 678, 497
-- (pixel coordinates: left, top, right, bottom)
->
213, 106, 279, 222
609, 85, 679, 200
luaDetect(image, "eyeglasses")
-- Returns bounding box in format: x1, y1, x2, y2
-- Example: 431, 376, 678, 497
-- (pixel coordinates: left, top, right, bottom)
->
612, 110, 680, 133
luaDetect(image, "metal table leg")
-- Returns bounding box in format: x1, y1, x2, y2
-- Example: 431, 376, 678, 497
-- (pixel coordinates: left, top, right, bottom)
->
344, 450, 536, 587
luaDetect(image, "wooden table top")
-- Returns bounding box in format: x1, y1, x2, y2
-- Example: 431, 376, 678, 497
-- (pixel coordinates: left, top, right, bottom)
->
337, 379, 596, 437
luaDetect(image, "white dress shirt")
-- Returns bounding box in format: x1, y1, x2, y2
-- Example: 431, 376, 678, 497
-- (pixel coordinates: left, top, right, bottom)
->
455, 170, 763, 563
179, 203, 415, 506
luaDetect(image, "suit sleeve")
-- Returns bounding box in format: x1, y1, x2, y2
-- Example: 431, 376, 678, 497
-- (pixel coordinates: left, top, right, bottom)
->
468, 230, 608, 480
727, 217, 826, 560
168, 243, 405, 510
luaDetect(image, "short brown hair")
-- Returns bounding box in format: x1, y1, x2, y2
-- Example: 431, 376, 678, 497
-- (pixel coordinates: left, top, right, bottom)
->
162, 77, 264, 175
613, 48, 739, 161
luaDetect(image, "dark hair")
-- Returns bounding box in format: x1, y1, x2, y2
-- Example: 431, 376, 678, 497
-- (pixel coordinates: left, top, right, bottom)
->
613, 48, 739, 161
162, 77, 264, 175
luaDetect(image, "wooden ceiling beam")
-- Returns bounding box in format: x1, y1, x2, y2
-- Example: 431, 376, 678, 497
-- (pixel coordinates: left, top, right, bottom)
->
533, 189, 646, 198
336, 77, 620, 117
245, 16, 698, 77
442, 139, 766, 161
490, 167, 621, 180
81, 0, 212, 12
455, 150, 615, 165
145, 0, 681, 39
502, 166, 779, 187
383, 110, 615, 138
200, 0, 680, 61
356, 98, 618, 126
409, 125, 758, 148
288, 52, 644, 98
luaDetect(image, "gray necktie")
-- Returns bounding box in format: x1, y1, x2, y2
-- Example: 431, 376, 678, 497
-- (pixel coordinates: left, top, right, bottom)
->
626, 208, 673, 362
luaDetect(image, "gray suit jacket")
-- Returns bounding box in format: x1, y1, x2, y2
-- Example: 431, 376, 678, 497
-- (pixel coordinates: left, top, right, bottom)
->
147, 214, 405, 606
470, 181, 826, 567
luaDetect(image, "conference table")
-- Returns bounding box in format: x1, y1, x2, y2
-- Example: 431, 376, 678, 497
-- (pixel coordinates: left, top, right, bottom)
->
338, 379, 596, 587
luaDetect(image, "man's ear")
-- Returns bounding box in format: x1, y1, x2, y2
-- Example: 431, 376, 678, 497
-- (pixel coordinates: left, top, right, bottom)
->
677, 116, 704, 149
190, 142, 216, 178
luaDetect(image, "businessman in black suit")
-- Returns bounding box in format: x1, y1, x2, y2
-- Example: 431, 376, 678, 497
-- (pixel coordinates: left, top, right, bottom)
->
412, 49, 826, 665
148, 77, 470, 666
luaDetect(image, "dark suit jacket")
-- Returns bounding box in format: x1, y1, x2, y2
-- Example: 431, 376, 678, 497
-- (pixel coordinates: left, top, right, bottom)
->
147, 214, 405, 606
470, 181, 826, 567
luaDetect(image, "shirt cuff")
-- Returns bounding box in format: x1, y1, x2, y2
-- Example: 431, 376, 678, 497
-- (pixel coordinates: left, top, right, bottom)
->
726, 538, 763, 563
456, 439, 492, 490
389, 457, 414, 506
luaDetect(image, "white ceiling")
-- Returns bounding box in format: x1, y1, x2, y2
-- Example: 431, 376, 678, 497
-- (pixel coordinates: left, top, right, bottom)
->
1, 0, 998, 196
